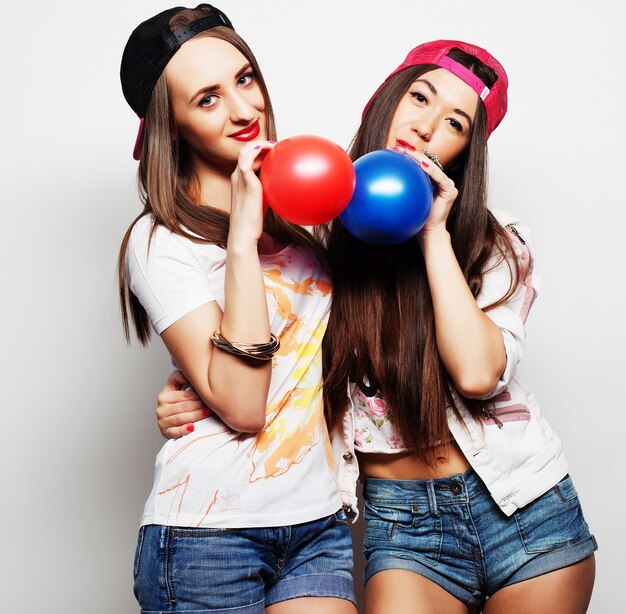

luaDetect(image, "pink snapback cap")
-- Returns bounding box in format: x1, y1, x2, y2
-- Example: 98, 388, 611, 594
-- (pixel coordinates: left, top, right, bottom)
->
363, 39, 508, 138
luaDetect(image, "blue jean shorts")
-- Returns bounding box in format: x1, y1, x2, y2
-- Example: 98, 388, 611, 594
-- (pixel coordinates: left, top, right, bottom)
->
362, 471, 597, 607
133, 510, 355, 613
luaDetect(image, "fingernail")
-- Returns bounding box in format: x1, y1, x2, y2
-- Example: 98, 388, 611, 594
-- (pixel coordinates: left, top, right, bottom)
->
421, 161, 429, 168
203, 409, 211, 417
186, 424, 195, 432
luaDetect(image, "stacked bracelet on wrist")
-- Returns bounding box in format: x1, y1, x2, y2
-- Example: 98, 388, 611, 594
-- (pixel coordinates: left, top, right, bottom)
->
211, 329, 280, 361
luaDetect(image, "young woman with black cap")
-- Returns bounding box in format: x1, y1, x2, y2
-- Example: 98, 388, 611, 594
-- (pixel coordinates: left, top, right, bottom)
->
118, 4, 356, 613
153, 36, 597, 613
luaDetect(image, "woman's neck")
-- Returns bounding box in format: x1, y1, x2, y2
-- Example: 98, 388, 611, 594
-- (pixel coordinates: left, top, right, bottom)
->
194, 161, 235, 213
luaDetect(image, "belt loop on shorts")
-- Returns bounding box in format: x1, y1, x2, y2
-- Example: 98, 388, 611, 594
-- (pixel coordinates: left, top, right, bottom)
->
427, 480, 440, 517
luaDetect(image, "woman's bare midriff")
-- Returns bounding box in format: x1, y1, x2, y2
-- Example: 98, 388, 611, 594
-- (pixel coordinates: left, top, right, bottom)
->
358, 440, 471, 480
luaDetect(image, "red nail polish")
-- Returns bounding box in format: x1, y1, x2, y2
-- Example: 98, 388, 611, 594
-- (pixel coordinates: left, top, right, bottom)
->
203, 409, 211, 417
186, 424, 195, 432
421, 161, 429, 168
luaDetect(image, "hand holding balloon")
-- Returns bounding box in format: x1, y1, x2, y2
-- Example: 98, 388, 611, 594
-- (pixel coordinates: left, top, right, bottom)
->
339, 149, 433, 245
398, 146, 459, 237
260, 135, 355, 225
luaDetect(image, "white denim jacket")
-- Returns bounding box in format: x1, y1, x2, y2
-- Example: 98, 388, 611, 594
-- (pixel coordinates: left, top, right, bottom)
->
332, 208, 569, 519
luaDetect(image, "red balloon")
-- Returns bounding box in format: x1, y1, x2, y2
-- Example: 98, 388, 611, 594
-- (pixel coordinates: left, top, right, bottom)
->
260, 135, 355, 225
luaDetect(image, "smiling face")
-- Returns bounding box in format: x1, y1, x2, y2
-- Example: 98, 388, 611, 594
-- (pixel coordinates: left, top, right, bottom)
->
165, 36, 267, 171
385, 68, 479, 168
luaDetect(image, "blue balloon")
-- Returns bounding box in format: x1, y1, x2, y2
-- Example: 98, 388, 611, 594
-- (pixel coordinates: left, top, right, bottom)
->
339, 149, 433, 245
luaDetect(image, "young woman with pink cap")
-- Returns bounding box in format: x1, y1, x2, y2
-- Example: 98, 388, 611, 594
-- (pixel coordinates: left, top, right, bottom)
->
118, 4, 357, 613
322, 40, 597, 613
155, 38, 597, 613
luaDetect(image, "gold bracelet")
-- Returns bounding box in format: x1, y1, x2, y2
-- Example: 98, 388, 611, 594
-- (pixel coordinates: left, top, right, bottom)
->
211, 329, 280, 361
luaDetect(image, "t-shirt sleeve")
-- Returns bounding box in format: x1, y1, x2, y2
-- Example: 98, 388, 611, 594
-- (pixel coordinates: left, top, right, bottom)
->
126, 219, 221, 334
474, 220, 540, 399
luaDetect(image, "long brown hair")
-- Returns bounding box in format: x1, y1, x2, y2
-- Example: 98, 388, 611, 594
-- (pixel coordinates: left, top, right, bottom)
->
322, 51, 520, 462
118, 7, 326, 345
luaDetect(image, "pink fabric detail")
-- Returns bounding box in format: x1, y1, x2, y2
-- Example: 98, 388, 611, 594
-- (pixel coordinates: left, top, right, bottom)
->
482, 404, 530, 425
482, 396, 531, 425
365, 396, 390, 418
353, 390, 409, 453
388, 434, 404, 449
354, 429, 366, 448
133, 117, 145, 161
504, 226, 537, 324
517, 245, 536, 323
490, 391, 512, 403
519, 265, 536, 323
437, 56, 489, 99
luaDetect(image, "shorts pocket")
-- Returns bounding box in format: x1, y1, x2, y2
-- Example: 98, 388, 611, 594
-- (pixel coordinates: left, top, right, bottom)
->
133, 526, 146, 579
552, 474, 578, 502
514, 475, 590, 554
166, 526, 263, 609
133, 525, 172, 611
363, 501, 414, 541
363, 501, 443, 565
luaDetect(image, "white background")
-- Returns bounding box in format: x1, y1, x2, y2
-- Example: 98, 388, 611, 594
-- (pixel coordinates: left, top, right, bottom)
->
1, 1, 624, 612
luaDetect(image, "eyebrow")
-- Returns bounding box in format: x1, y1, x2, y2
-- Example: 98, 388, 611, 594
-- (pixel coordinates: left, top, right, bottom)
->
413, 78, 474, 130
190, 62, 253, 103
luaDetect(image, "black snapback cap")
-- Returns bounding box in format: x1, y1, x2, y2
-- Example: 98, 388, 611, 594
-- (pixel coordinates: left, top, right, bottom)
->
120, 4, 234, 119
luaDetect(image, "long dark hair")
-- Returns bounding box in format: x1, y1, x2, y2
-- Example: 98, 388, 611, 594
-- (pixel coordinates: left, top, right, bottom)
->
118, 7, 327, 345
321, 51, 519, 462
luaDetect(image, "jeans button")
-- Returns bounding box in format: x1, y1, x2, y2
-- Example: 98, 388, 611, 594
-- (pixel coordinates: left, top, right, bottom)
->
450, 481, 462, 495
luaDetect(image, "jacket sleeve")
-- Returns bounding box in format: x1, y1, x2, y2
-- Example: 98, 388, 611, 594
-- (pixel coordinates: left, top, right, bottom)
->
474, 220, 540, 399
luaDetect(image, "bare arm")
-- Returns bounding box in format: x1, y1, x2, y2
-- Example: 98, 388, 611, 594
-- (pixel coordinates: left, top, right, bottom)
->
399, 147, 506, 397
419, 228, 506, 397
161, 142, 274, 432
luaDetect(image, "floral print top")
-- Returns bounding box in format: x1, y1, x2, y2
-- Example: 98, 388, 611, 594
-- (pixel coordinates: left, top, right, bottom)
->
352, 388, 408, 453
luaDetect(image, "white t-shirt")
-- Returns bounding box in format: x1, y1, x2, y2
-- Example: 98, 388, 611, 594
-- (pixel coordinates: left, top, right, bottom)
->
127, 215, 340, 528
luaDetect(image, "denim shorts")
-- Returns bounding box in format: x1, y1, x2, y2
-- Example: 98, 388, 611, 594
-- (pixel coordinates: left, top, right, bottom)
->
133, 510, 355, 613
362, 470, 597, 607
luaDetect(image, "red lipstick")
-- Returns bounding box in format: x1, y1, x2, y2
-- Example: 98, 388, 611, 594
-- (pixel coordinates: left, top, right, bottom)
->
230, 120, 261, 142
395, 139, 416, 151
